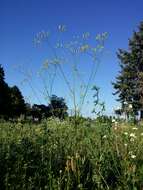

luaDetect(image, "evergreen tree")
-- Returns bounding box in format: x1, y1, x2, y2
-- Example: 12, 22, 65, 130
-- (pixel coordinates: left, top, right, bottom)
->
113, 22, 143, 119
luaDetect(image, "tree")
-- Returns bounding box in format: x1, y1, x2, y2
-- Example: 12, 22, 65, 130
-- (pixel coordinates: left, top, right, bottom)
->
10, 86, 26, 117
113, 22, 143, 119
0, 65, 11, 118
0, 65, 26, 119
48, 95, 68, 119
0, 64, 5, 82
31, 104, 50, 121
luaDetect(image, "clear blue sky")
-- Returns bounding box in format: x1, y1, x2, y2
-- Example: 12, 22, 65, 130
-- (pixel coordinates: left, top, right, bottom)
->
0, 0, 143, 116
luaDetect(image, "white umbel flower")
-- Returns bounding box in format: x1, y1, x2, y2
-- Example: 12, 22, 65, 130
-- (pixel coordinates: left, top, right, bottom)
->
131, 154, 136, 159
128, 104, 132, 109
132, 127, 138, 130
124, 132, 128, 136
130, 133, 136, 138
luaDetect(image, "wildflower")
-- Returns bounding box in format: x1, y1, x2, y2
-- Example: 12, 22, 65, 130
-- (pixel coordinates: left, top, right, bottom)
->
59, 170, 62, 174
114, 121, 118, 127
128, 104, 132, 109
130, 133, 136, 138
130, 138, 135, 142
124, 143, 127, 147
132, 127, 138, 130
141, 133, 143, 136
78, 184, 83, 188
58, 25, 66, 32
112, 119, 116, 123
124, 132, 128, 136
80, 44, 89, 52
82, 32, 90, 39
103, 135, 107, 139
96, 32, 108, 41
131, 154, 136, 159
123, 101, 128, 105
129, 151, 133, 155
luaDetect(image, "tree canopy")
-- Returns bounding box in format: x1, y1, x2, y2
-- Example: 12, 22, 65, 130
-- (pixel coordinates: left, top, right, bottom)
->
0, 65, 26, 119
0, 65, 68, 120
113, 22, 143, 119
48, 95, 68, 119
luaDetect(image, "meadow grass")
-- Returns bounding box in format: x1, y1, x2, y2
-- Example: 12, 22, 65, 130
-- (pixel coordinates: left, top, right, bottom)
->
0, 119, 143, 189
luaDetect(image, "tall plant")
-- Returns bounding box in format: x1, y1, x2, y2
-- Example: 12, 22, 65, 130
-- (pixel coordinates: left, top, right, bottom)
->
20, 26, 107, 118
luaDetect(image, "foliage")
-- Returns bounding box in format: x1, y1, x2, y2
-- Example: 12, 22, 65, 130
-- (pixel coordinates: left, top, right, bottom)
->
48, 95, 68, 119
10, 86, 26, 117
0, 65, 13, 118
0, 65, 68, 120
30, 95, 68, 121
0, 64, 5, 82
0, 120, 143, 189
92, 85, 105, 117
113, 22, 143, 119
0, 65, 26, 119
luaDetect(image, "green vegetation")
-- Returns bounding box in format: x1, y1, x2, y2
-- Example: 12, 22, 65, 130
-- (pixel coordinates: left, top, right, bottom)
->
0, 64, 68, 121
113, 22, 143, 120
0, 119, 143, 189
0, 64, 25, 119
1, 21, 143, 189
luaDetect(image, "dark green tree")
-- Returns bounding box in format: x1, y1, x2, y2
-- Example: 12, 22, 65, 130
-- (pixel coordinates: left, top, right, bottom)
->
10, 86, 26, 117
0, 65, 11, 118
0, 65, 26, 119
0, 64, 5, 82
113, 22, 143, 119
31, 104, 50, 121
48, 95, 68, 119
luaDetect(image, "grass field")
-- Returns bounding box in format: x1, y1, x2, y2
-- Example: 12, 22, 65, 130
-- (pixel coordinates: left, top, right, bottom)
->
0, 119, 143, 190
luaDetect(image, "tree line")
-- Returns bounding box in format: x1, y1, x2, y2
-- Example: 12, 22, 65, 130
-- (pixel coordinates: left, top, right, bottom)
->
0, 65, 68, 120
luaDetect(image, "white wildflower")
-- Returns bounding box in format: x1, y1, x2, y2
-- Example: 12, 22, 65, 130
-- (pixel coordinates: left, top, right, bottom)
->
114, 121, 118, 126
103, 135, 107, 139
132, 127, 138, 130
131, 154, 136, 159
130, 133, 136, 138
58, 25, 66, 32
129, 151, 133, 155
124, 132, 128, 136
141, 133, 143, 136
130, 138, 135, 142
80, 44, 89, 52
128, 104, 132, 109
82, 32, 90, 39
131, 138, 135, 142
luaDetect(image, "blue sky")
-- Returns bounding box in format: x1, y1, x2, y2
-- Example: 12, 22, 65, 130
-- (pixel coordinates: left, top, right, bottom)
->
0, 0, 143, 116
